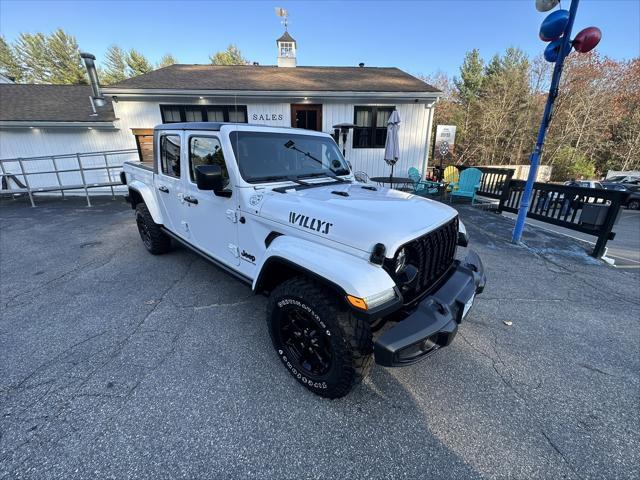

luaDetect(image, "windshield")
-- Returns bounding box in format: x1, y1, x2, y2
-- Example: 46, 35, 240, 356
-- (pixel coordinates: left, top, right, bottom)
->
230, 131, 350, 183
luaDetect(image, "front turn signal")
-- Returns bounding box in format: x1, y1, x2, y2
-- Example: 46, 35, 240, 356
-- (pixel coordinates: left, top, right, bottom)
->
346, 295, 368, 310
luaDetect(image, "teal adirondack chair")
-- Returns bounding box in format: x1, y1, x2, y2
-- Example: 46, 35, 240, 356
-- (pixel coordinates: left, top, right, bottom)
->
449, 168, 482, 205
408, 167, 439, 197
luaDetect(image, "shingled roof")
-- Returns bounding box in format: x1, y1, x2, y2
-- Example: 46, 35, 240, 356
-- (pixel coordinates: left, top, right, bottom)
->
276, 31, 296, 44
105, 65, 440, 93
0, 84, 115, 122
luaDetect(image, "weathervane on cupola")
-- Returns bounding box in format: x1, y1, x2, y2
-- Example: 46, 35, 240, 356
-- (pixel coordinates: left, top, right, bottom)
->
275, 7, 297, 67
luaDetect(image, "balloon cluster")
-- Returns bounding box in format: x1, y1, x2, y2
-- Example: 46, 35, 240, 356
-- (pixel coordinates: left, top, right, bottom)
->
536, 0, 601, 62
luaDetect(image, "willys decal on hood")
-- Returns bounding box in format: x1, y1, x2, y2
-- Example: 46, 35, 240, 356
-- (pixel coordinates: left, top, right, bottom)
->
289, 211, 333, 234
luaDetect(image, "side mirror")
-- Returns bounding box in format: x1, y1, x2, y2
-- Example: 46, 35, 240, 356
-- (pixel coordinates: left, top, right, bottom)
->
195, 164, 224, 191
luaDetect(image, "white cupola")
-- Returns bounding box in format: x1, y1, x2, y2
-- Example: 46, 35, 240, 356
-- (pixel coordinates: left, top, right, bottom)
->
276, 31, 297, 68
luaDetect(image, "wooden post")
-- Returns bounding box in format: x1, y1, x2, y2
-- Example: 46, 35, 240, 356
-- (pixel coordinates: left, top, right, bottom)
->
591, 194, 625, 258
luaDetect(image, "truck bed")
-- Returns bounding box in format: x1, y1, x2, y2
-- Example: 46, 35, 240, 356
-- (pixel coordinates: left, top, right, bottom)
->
125, 160, 154, 172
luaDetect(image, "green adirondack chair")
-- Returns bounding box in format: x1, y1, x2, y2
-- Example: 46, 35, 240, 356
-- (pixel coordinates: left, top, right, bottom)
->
449, 168, 482, 205
408, 167, 439, 197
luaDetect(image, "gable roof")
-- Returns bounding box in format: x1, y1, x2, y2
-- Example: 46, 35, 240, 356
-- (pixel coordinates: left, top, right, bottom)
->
105, 65, 440, 94
0, 84, 116, 123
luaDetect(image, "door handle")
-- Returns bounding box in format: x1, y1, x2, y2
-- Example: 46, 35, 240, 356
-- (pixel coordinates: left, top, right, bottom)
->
158, 185, 169, 193
184, 195, 198, 205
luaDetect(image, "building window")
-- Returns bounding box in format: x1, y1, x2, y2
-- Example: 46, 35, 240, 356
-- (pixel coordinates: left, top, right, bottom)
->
352, 106, 395, 148
280, 42, 294, 57
162, 107, 182, 123
160, 105, 247, 124
160, 135, 181, 178
184, 107, 203, 122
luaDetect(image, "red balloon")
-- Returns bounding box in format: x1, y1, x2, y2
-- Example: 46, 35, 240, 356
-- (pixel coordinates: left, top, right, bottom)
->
573, 27, 602, 53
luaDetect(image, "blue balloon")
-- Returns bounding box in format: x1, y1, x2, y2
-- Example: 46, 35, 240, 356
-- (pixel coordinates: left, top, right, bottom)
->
540, 9, 570, 41
544, 38, 572, 62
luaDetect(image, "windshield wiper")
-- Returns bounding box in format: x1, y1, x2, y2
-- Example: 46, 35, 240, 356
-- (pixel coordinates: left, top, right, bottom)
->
251, 175, 314, 187
286, 176, 312, 186
299, 171, 349, 183
252, 175, 288, 183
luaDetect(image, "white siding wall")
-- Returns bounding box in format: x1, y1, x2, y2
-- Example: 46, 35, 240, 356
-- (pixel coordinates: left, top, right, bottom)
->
0, 98, 434, 191
322, 102, 432, 179
113, 99, 433, 179
0, 127, 136, 191
0, 127, 134, 159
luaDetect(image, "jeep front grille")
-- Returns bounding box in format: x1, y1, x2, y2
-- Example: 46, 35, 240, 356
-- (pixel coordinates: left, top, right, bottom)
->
389, 217, 459, 303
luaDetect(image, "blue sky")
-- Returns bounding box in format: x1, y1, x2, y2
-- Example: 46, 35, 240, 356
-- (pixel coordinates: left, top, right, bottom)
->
1, 0, 638, 78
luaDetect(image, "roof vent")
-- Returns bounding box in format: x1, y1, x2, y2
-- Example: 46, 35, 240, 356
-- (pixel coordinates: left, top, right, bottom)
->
359, 62, 365, 67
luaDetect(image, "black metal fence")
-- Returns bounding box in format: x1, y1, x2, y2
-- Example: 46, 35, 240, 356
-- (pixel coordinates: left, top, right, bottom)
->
498, 180, 629, 258
459, 166, 515, 199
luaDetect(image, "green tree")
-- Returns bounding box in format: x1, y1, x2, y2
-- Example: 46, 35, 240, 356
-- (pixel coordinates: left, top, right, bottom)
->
158, 53, 178, 68
101, 45, 128, 85
46, 29, 86, 84
209, 44, 247, 65
550, 146, 596, 181
126, 49, 153, 77
451, 49, 486, 162
454, 49, 484, 104
11, 29, 86, 84
0, 35, 24, 81
14, 32, 50, 83
477, 47, 531, 164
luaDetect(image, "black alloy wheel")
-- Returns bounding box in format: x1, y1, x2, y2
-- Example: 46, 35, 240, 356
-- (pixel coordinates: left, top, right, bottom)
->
136, 213, 152, 249
278, 305, 332, 377
267, 277, 374, 398
134, 203, 171, 254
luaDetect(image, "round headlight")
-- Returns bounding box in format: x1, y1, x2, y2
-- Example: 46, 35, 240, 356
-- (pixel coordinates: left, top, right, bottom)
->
394, 248, 407, 274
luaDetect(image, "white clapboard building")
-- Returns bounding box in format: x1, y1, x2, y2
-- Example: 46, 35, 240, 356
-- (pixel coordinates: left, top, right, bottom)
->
0, 30, 441, 194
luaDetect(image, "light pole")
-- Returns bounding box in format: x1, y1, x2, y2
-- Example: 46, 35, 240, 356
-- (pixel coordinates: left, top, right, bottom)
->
512, 0, 601, 244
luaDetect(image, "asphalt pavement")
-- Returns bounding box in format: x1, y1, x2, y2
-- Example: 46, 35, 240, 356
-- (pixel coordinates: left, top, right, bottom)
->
501, 209, 640, 269
1, 196, 639, 479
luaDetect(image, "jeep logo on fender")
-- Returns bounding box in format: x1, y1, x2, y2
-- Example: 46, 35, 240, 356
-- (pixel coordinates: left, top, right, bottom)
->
289, 212, 333, 234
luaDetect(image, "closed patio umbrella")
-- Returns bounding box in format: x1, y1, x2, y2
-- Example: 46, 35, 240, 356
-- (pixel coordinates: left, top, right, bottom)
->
384, 110, 401, 184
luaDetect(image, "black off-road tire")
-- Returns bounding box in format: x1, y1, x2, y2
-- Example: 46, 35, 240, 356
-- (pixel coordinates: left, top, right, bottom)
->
135, 203, 171, 255
628, 199, 640, 210
267, 277, 374, 398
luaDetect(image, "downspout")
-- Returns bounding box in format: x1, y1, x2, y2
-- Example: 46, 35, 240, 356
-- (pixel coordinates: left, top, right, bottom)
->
420, 99, 438, 177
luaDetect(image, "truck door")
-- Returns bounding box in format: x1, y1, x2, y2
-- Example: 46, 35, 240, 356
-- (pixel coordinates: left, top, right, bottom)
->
154, 133, 185, 235
180, 133, 240, 267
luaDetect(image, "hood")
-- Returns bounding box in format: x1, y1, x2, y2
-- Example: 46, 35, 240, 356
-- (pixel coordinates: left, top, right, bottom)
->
255, 182, 457, 256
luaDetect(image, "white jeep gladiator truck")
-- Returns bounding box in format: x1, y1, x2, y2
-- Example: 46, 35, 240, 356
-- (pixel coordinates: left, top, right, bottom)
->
122, 122, 486, 398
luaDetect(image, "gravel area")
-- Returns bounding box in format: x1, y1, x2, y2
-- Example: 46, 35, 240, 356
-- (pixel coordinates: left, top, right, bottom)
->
1, 196, 638, 479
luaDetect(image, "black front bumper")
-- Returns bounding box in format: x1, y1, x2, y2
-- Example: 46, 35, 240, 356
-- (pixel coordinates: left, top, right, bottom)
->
374, 250, 486, 367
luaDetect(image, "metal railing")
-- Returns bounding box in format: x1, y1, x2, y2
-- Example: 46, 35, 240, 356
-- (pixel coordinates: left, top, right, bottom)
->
498, 179, 629, 258
0, 149, 138, 207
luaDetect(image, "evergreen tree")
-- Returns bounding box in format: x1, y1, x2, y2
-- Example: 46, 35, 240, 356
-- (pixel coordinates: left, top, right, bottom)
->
454, 49, 485, 104
46, 29, 86, 84
209, 45, 247, 65
158, 53, 178, 68
126, 49, 153, 77
14, 32, 50, 83
0, 35, 24, 81
102, 45, 128, 85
